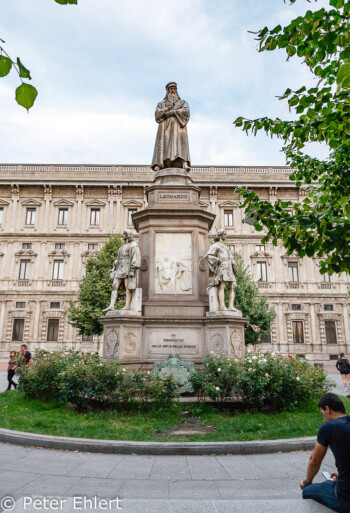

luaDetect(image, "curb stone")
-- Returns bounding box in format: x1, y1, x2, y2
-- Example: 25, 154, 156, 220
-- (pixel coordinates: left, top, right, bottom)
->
0, 427, 316, 454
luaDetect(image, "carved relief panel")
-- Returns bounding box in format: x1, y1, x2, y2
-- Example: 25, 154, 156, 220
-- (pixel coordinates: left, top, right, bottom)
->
155, 232, 192, 294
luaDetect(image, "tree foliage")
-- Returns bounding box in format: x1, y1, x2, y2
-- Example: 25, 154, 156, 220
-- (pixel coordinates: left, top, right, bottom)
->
229, 253, 276, 345
68, 234, 123, 336
0, 0, 77, 110
234, 0, 350, 274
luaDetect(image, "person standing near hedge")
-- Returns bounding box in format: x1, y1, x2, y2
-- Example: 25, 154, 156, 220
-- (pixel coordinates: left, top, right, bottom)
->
20, 344, 31, 365
336, 353, 350, 391
300, 393, 350, 512
6, 351, 18, 391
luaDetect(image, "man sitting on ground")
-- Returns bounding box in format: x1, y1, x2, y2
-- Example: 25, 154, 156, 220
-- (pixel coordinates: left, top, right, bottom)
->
300, 393, 350, 512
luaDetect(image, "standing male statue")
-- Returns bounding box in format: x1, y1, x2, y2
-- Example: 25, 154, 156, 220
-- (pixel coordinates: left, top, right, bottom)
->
103, 229, 141, 312
151, 82, 191, 171
205, 229, 238, 312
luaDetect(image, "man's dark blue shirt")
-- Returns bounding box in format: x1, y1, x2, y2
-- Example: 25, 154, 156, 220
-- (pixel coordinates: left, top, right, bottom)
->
318, 416, 350, 506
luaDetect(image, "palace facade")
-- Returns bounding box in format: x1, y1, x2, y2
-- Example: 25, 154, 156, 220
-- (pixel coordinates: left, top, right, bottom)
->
0, 163, 349, 361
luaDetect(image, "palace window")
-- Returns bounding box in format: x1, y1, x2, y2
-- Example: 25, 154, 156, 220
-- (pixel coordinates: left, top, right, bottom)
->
292, 321, 304, 343
82, 334, 93, 342
128, 209, 137, 225
288, 262, 299, 282
256, 244, 265, 252
55, 243, 65, 250
88, 243, 98, 251
19, 260, 30, 280
50, 302, 60, 309
58, 208, 68, 226
25, 208, 36, 225
90, 208, 100, 226
0, 208, 3, 225
292, 304, 302, 311
260, 333, 271, 344
257, 261, 267, 282
12, 319, 24, 341
52, 260, 64, 280
325, 321, 337, 344
22, 243, 32, 249
224, 210, 233, 227
47, 319, 59, 341
16, 302, 26, 309
324, 304, 334, 311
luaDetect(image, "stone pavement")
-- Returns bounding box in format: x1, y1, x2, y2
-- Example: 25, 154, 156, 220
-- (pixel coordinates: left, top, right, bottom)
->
0, 441, 336, 512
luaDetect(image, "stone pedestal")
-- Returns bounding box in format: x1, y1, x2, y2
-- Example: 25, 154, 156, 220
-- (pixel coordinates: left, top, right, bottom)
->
101, 168, 246, 364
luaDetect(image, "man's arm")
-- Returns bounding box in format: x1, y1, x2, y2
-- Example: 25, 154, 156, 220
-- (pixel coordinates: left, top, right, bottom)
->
299, 442, 328, 489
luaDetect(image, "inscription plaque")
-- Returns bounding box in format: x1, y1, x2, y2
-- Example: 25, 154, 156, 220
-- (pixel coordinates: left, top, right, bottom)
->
147, 329, 200, 356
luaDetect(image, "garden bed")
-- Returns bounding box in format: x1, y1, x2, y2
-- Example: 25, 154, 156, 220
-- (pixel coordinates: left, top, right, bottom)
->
1, 391, 349, 442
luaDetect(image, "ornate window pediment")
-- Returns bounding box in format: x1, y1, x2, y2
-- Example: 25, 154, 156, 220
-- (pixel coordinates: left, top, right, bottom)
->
0, 199, 9, 206
250, 251, 272, 260
14, 249, 38, 263
21, 199, 42, 207
122, 199, 143, 207
53, 199, 74, 207
48, 250, 71, 263
85, 199, 106, 207
199, 200, 210, 209
218, 200, 240, 208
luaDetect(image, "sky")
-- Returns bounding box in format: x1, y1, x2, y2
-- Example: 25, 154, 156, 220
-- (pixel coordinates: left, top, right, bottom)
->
0, 0, 329, 166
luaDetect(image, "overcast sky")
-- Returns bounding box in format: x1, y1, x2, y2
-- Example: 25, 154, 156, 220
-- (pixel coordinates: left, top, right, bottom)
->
0, 0, 328, 166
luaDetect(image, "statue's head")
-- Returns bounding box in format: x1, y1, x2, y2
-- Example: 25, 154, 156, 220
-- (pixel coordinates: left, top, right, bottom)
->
213, 229, 227, 242
165, 81, 180, 101
122, 229, 134, 242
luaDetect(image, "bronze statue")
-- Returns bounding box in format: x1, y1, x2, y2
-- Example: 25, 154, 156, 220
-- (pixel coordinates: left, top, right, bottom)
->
103, 229, 141, 312
151, 82, 191, 171
205, 229, 238, 311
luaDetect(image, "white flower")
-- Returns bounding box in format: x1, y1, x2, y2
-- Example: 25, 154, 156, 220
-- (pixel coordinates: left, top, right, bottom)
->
296, 377, 300, 381
210, 351, 214, 354
252, 356, 257, 360
265, 373, 269, 378
217, 368, 221, 372
247, 349, 252, 353
259, 358, 267, 364
234, 358, 239, 362
248, 368, 252, 372
146, 371, 151, 375
271, 352, 275, 356
215, 386, 220, 391
122, 368, 126, 372
248, 359, 252, 363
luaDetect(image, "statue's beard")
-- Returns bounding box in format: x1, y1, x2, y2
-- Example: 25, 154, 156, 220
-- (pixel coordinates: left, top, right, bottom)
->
167, 92, 179, 101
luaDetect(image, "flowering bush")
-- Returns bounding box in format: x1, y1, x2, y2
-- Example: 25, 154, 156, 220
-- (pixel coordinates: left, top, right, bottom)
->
235, 352, 332, 411
190, 352, 333, 411
18, 348, 80, 400
18, 349, 179, 411
189, 355, 239, 404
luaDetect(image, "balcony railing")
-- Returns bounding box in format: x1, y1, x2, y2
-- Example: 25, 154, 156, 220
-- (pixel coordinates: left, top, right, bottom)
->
0, 164, 292, 175
49, 280, 65, 287
258, 282, 270, 288
288, 282, 301, 289
321, 283, 332, 289
17, 280, 30, 286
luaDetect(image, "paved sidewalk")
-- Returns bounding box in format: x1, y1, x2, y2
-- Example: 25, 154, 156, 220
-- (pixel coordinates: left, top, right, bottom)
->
0, 442, 335, 512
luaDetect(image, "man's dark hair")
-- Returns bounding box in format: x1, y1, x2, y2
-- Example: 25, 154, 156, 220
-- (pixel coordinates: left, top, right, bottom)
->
318, 393, 346, 414
21, 344, 27, 349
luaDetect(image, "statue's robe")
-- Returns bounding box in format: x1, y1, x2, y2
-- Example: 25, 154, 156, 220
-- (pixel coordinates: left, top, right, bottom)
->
151, 98, 191, 169
113, 240, 141, 290
205, 242, 237, 287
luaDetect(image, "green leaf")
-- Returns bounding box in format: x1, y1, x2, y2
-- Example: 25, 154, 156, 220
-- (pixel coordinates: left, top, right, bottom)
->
336, 62, 350, 93
16, 58, 31, 79
0, 56, 12, 77
15, 83, 38, 110
54, 0, 77, 3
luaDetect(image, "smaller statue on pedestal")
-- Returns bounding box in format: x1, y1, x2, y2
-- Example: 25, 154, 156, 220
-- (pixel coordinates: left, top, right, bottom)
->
205, 229, 238, 312
103, 229, 141, 312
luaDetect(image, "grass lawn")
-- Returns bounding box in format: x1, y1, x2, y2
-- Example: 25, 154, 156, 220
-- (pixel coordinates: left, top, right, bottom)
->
1, 391, 349, 442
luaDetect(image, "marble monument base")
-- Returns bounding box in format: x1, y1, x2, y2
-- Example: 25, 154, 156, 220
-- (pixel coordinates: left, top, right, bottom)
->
102, 313, 246, 364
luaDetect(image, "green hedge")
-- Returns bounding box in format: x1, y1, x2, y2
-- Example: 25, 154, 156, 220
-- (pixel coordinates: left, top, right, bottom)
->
190, 351, 334, 411
18, 349, 179, 410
